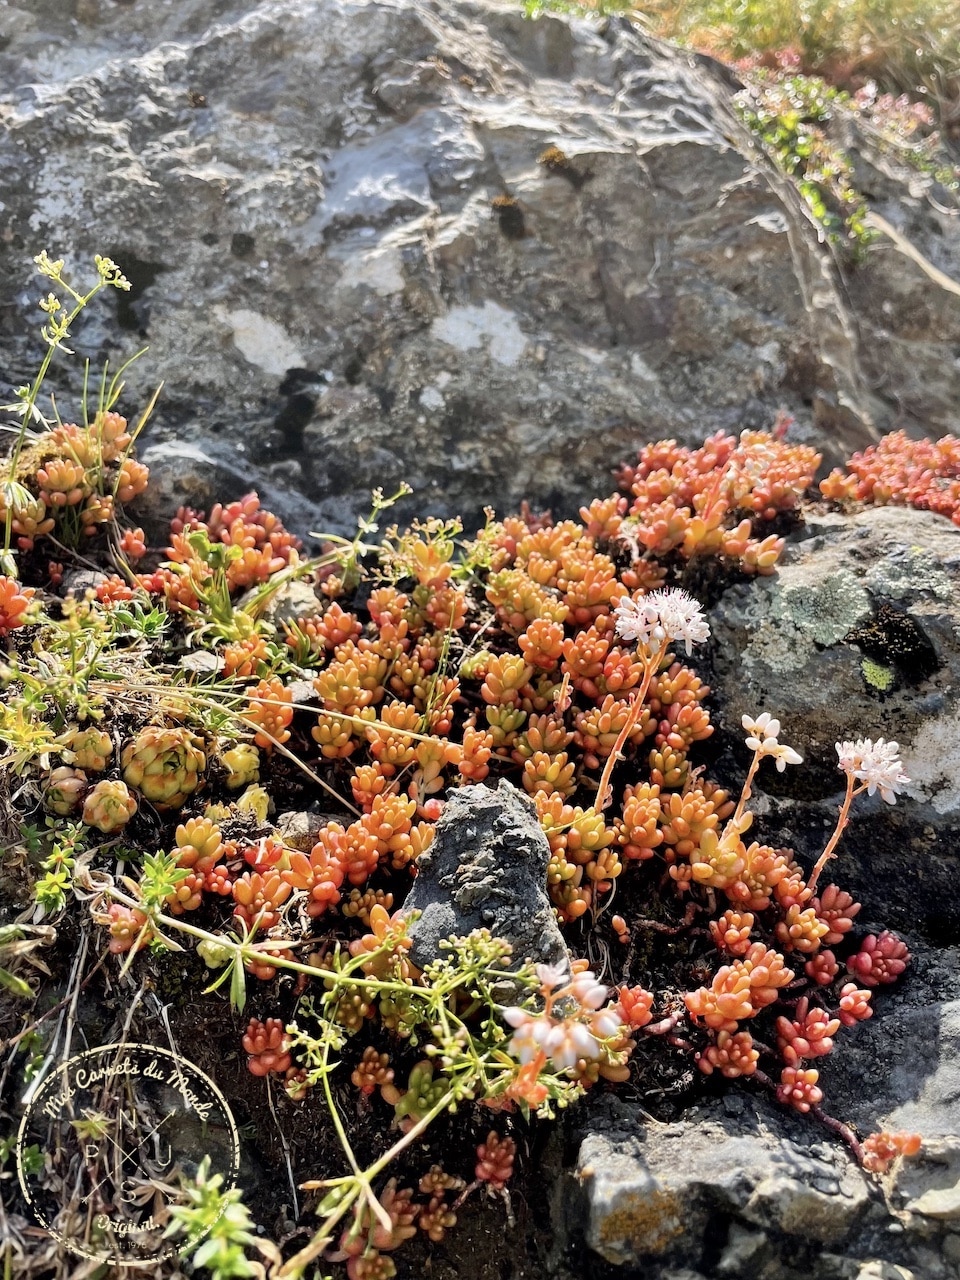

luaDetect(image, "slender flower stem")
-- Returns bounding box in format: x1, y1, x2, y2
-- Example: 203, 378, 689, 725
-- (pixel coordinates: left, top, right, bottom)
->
100, 882, 426, 997
3, 273, 112, 562
316, 1032, 391, 1238
363, 1089, 461, 1183
731, 748, 762, 828
103, 880, 523, 1013
100, 884, 523, 1279
807, 774, 857, 895
281, 1088, 460, 1280
594, 639, 666, 811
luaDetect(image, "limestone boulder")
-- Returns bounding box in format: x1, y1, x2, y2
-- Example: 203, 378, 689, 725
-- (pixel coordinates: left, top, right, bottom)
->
6, 0, 958, 534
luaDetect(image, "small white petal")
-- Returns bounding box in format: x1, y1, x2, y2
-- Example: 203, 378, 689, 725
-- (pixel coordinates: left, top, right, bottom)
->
835, 736, 908, 801
569, 971, 609, 1010
549, 1041, 577, 1071
614, 588, 709, 655
531, 1017, 557, 1046
569, 1024, 601, 1059
535, 961, 570, 991
503, 1007, 532, 1029
590, 1009, 623, 1038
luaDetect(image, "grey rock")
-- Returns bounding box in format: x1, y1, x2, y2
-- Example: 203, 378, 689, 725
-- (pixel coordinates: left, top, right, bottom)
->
274, 810, 329, 851
60, 568, 108, 596
179, 649, 222, 676
857, 989, 960, 1143
559, 495, 960, 1280
286, 678, 317, 708
898, 1137, 960, 1230
842, 126, 960, 447
132, 443, 252, 543
907, 1177, 960, 1222
716, 1223, 769, 1275
254, 579, 322, 628
3, 6, 958, 1279
706, 503, 960, 935
401, 779, 569, 985
132, 441, 321, 546
7, 0, 958, 535
560, 1084, 960, 1278
571, 1096, 870, 1268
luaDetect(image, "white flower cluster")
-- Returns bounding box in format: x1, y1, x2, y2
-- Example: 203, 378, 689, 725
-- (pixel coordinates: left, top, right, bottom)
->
836, 738, 909, 805
613, 588, 711, 656
502, 965, 621, 1072
742, 712, 803, 771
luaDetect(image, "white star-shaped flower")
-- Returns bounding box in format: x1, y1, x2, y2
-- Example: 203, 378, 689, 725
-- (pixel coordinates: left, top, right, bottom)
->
613, 588, 710, 656
836, 738, 909, 804
742, 712, 803, 770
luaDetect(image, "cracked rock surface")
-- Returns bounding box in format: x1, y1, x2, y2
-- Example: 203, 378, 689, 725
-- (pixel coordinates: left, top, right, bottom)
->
1, 0, 957, 534
706, 503, 960, 938
547, 505, 960, 1280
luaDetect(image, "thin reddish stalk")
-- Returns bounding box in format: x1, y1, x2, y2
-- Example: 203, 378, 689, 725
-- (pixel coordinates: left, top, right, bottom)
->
594, 640, 665, 810
807, 775, 856, 895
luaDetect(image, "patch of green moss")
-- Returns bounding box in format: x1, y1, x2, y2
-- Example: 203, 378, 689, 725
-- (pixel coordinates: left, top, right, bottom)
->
860, 657, 896, 692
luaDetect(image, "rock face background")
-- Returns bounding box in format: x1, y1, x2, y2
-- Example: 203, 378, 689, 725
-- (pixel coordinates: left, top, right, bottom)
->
1, 0, 959, 536
2, 2, 960, 1278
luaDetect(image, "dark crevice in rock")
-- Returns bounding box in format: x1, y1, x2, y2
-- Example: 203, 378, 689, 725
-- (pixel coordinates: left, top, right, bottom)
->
109, 250, 165, 335
344, 350, 367, 384
492, 195, 526, 239
277, 367, 326, 398
374, 384, 396, 414
699, 1211, 739, 1274
845, 599, 941, 685
271, 391, 316, 454
268, 369, 328, 457
230, 231, 255, 257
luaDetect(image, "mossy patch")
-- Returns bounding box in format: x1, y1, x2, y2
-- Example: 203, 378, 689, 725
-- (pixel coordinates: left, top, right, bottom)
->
595, 1187, 686, 1258
860, 656, 896, 692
